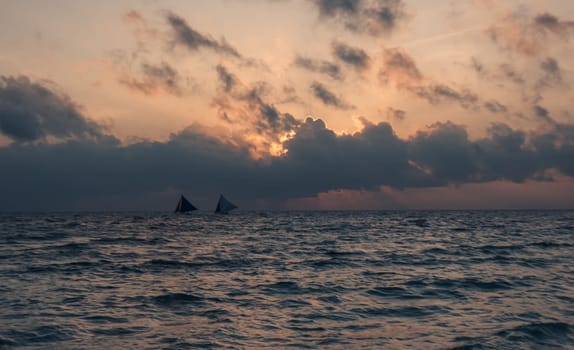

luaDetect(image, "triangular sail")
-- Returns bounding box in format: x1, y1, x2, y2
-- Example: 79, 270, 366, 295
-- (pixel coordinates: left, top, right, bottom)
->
175, 195, 198, 213
215, 194, 237, 214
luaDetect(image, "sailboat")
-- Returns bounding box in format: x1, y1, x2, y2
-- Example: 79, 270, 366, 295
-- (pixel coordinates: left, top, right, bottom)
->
174, 194, 198, 213
214, 194, 237, 214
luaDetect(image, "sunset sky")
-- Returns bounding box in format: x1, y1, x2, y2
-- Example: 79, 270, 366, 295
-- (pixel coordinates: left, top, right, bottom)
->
1, 0, 573, 211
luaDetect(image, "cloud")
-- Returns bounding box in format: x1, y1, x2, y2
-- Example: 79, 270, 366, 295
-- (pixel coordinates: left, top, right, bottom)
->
537, 57, 565, 89
293, 56, 343, 80
408, 122, 479, 182
0, 76, 116, 144
2, 114, 574, 210
470, 58, 525, 86
468, 56, 569, 105
540, 57, 561, 79
411, 84, 479, 110
215, 64, 241, 94
470, 57, 485, 74
379, 48, 482, 110
314, 0, 361, 16
165, 12, 241, 58
534, 13, 574, 37
533, 105, 556, 125
331, 41, 371, 70
121, 10, 160, 50
212, 65, 300, 142
123, 10, 145, 24
311, 0, 409, 37
474, 123, 535, 182
118, 61, 186, 96
277, 85, 301, 105
379, 47, 423, 85
487, 11, 574, 56
469, 56, 569, 109
310, 81, 354, 110
386, 107, 406, 121
499, 63, 526, 85
483, 100, 508, 114
0, 125, 256, 210
121, 10, 267, 68
408, 121, 574, 184
268, 117, 418, 196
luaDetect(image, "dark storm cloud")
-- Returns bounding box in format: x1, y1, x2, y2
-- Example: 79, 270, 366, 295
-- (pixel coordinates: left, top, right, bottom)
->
408, 122, 479, 182
311, 0, 409, 36
119, 61, 185, 96
213, 65, 300, 139
267, 118, 420, 196
0, 127, 256, 210
409, 121, 574, 184
310, 81, 354, 110
2, 115, 574, 210
165, 12, 241, 58
293, 56, 343, 81
331, 41, 370, 70
0, 76, 115, 143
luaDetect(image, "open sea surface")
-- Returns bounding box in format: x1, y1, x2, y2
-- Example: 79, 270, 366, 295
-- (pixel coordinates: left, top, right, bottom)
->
0, 211, 573, 349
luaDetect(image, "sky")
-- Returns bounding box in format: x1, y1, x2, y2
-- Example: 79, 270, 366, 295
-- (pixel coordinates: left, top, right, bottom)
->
0, 0, 573, 211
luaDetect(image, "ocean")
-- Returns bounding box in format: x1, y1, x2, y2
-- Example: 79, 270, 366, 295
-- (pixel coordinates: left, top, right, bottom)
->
0, 211, 573, 349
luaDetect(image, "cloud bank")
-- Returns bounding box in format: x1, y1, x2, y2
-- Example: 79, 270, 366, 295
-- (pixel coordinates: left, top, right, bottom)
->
1, 76, 573, 210
0, 76, 115, 144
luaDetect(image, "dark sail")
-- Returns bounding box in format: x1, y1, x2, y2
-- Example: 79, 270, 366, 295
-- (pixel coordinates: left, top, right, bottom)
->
175, 195, 198, 213
214, 194, 237, 214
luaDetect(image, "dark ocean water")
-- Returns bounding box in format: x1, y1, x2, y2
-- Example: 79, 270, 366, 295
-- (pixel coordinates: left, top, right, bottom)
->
0, 211, 573, 349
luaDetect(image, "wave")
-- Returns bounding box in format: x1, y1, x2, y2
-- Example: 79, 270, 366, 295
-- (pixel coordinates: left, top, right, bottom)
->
0, 325, 75, 346
366, 286, 422, 300
351, 305, 449, 318
150, 292, 207, 307
1, 211, 573, 349
90, 326, 148, 336
82, 315, 129, 324
432, 277, 515, 291
140, 257, 263, 271
527, 241, 573, 249
495, 322, 573, 347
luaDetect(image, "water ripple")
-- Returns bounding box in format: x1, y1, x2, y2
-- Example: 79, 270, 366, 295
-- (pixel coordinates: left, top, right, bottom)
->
0, 210, 573, 349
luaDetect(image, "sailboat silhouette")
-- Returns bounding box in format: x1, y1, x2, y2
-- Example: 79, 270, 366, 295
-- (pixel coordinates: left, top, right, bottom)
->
214, 194, 237, 214
174, 195, 198, 213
